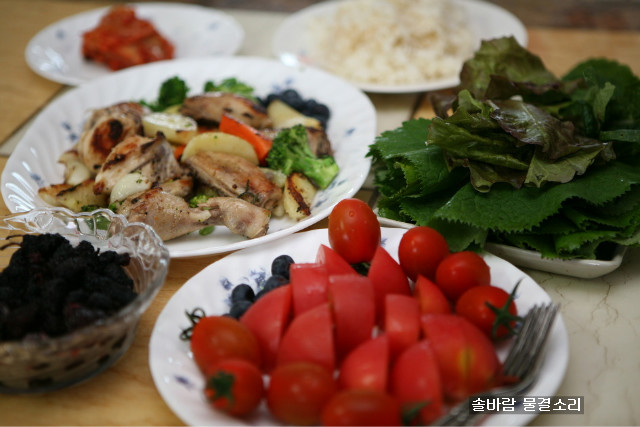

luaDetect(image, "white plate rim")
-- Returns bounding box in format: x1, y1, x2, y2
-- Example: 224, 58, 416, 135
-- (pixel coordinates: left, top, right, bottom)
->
148, 227, 569, 426
25, 2, 245, 86
378, 216, 625, 279
1, 56, 376, 258
272, 0, 528, 94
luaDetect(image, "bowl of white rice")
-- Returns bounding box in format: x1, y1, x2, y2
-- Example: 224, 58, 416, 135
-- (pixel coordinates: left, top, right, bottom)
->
272, 0, 528, 93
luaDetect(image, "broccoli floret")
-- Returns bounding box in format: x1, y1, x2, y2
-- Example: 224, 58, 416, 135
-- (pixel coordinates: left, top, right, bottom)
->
266, 125, 339, 189
189, 193, 213, 208
199, 226, 215, 236
203, 78, 258, 103
141, 76, 190, 112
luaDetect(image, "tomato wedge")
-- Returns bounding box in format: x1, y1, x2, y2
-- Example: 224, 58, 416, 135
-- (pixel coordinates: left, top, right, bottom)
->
316, 244, 358, 276
289, 263, 329, 317
413, 275, 452, 315
367, 245, 411, 320
384, 294, 421, 360
276, 302, 336, 372
338, 335, 390, 392
329, 274, 376, 359
240, 284, 292, 372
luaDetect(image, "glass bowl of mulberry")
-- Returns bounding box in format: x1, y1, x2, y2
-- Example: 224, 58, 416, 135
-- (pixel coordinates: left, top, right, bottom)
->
0, 207, 170, 393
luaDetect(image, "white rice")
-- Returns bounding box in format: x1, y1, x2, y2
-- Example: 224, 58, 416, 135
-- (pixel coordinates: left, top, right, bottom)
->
308, 0, 475, 86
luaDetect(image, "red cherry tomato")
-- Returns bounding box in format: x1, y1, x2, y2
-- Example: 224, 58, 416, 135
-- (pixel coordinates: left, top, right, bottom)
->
328, 198, 381, 264
204, 358, 264, 417
420, 314, 500, 401
321, 389, 402, 426
435, 251, 490, 302
455, 285, 520, 340
390, 340, 444, 424
398, 226, 449, 281
267, 362, 337, 426
190, 315, 261, 373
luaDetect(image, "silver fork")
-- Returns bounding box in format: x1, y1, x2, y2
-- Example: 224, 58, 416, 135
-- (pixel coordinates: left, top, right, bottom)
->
433, 302, 559, 426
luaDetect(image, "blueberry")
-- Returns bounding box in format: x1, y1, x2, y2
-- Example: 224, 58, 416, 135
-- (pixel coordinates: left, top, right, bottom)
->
228, 300, 253, 319
271, 255, 294, 280
304, 100, 330, 125
254, 288, 268, 300
263, 275, 288, 292
263, 90, 331, 129
262, 93, 278, 107
230, 284, 255, 303
280, 89, 304, 110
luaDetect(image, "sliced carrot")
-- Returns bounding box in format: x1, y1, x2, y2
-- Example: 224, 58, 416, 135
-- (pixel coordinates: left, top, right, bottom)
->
173, 144, 185, 160
219, 114, 273, 164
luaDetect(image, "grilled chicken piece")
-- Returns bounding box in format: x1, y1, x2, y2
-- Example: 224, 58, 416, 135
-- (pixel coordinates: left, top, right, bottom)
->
117, 188, 269, 240
179, 92, 272, 129
93, 133, 185, 195
306, 127, 333, 157
157, 176, 194, 198
198, 196, 271, 239
76, 102, 147, 173
117, 188, 210, 241
183, 151, 283, 211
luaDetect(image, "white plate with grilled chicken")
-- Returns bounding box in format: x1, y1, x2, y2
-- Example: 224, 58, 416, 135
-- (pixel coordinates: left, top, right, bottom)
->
1, 56, 376, 258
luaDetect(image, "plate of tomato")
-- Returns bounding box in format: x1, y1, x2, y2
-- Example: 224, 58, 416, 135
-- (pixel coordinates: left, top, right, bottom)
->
149, 202, 569, 426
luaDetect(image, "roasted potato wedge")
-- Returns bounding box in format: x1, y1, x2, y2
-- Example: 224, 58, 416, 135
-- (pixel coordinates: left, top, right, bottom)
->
283, 172, 317, 220
142, 112, 198, 145
38, 179, 108, 212
181, 131, 259, 164
267, 99, 322, 130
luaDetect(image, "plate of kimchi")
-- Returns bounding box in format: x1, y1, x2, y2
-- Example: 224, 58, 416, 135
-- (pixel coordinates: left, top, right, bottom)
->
25, 2, 244, 86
